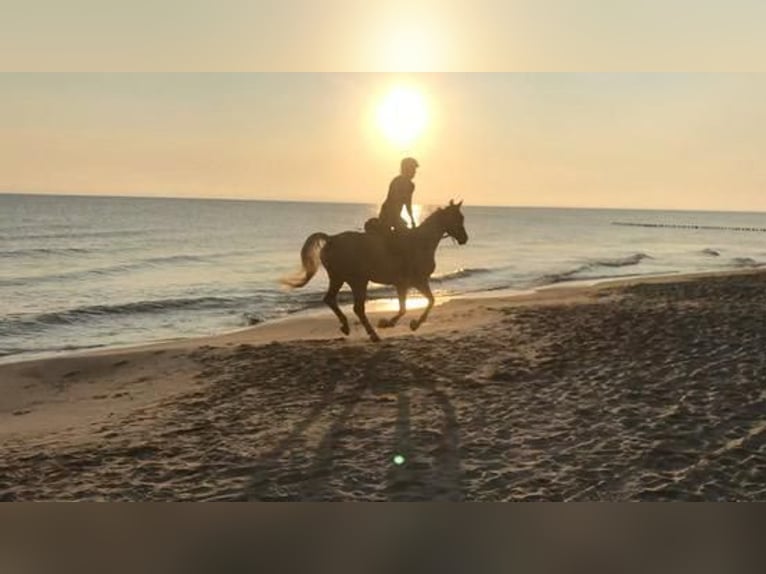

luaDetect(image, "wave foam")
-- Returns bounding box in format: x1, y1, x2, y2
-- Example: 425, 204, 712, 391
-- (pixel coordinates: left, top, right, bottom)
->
543, 253, 652, 284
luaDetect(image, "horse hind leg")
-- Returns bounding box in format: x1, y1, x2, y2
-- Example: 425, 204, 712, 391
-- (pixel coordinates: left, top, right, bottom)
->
350, 281, 380, 342
324, 276, 349, 335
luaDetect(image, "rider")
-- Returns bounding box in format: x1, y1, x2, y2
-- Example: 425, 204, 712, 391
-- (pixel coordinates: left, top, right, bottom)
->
378, 157, 418, 232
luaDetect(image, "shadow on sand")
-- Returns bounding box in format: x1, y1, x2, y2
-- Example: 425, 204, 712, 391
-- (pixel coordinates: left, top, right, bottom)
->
240, 345, 464, 501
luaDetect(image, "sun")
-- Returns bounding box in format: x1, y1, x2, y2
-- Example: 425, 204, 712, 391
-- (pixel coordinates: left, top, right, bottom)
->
376, 86, 428, 151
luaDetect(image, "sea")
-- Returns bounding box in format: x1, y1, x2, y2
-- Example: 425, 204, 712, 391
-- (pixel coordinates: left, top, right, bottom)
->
2, 193, 766, 363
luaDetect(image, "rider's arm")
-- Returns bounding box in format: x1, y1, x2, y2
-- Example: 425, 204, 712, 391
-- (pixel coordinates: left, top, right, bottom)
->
405, 192, 415, 228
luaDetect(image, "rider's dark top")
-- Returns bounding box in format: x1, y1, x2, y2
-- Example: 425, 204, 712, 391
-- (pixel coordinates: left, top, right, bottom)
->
378, 175, 414, 229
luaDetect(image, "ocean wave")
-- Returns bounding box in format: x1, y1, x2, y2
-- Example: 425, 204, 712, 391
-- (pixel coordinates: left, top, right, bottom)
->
7, 229, 150, 241
140, 254, 211, 266
431, 267, 493, 283
0, 254, 215, 286
0, 247, 92, 258
543, 253, 652, 284
0, 295, 254, 336
730, 257, 764, 268
593, 253, 652, 268
0, 343, 105, 359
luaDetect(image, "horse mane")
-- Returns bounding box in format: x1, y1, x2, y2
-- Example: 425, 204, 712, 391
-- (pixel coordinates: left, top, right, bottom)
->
417, 201, 461, 229
418, 206, 445, 227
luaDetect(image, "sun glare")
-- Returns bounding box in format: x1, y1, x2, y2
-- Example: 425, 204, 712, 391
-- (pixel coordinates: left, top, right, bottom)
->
402, 203, 423, 228
376, 87, 428, 151
375, 296, 430, 313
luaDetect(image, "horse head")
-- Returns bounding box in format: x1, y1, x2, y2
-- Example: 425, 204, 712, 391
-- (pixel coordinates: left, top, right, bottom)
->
441, 199, 468, 245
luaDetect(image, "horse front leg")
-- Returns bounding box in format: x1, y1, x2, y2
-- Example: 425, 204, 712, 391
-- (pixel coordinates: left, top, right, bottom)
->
350, 280, 381, 342
378, 283, 408, 329
410, 280, 435, 331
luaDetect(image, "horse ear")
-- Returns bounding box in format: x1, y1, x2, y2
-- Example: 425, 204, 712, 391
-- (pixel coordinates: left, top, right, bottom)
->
449, 199, 454, 206
457, 199, 463, 208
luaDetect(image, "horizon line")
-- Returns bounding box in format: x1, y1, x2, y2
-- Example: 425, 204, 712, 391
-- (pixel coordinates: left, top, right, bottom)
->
2, 190, 766, 215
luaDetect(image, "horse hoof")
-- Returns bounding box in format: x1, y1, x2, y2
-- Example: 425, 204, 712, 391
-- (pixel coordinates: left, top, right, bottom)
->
409, 320, 419, 331
340, 324, 350, 336
370, 333, 381, 343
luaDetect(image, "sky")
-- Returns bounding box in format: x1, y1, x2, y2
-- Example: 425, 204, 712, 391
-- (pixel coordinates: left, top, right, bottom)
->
2, 1, 766, 210
2, 73, 766, 210
3, 1, 766, 71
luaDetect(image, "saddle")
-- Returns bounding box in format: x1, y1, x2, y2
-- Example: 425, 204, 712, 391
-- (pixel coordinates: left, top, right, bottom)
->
364, 217, 410, 256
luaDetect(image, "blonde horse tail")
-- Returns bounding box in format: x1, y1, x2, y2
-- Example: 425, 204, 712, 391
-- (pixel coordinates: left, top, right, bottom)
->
281, 232, 329, 288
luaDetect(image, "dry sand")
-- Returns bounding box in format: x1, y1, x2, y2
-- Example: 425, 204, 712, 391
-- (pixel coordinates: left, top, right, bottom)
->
1, 270, 764, 501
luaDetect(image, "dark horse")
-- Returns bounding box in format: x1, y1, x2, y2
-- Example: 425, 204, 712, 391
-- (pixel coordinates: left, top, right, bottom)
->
283, 200, 468, 342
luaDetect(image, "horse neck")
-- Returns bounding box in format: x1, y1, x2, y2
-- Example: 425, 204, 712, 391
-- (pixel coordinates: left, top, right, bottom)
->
413, 212, 446, 251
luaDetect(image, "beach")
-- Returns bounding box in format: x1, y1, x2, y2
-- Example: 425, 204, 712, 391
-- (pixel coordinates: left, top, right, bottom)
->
1, 270, 764, 501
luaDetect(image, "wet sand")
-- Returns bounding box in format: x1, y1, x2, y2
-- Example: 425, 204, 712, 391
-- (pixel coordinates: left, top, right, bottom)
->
1, 270, 764, 500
